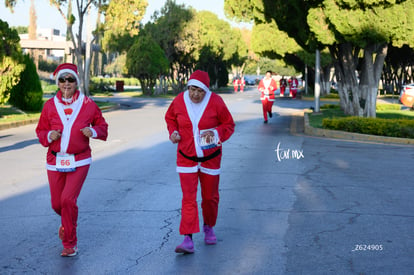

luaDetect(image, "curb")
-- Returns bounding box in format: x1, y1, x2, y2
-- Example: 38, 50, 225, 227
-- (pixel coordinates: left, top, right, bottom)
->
0, 118, 40, 131
303, 112, 414, 145
0, 104, 120, 131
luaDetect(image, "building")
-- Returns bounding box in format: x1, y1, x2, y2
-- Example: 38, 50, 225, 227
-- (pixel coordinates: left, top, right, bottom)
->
19, 28, 71, 62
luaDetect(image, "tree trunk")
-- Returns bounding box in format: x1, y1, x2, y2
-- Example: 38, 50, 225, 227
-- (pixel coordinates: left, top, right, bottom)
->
92, 0, 102, 77
320, 64, 333, 96
84, 5, 95, 96
330, 42, 388, 117
360, 43, 388, 117
330, 43, 360, 116
139, 78, 149, 95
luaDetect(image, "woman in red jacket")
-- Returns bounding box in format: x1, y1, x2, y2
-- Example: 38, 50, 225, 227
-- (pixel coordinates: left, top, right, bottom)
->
36, 63, 108, 257
258, 71, 278, 123
165, 70, 235, 254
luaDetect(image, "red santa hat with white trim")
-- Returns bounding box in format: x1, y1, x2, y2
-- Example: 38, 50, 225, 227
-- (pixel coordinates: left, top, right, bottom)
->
53, 63, 80, 86
187, 70, 210, 93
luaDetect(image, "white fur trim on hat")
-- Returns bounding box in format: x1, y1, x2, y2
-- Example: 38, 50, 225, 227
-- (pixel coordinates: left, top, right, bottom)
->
187, 79, 210, 93
55, 69, 80, 85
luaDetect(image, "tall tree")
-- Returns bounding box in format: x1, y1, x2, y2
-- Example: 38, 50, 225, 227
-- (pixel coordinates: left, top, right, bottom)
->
225, 0, 414, 117
0, 19, 25, 105
28, 0, 39, 69
195, 11, 248, 87
308, 1, 414, 117
101, 0, 147, 52
65, 0, 73, 43
147, 1, 248, 92
92, 0, 102, 76
6, 0, 100, 95
28, 0, 37, 40
381, 45, 414, 95
225, 1, 328, 94
98, 0, 147, 79
126, 33, 169, 95
5, 0, 147, 95
148, 0, 195, 93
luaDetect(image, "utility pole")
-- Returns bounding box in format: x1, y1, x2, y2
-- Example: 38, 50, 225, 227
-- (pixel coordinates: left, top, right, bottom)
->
314, 50, 321, 112
305, 64, 308, 95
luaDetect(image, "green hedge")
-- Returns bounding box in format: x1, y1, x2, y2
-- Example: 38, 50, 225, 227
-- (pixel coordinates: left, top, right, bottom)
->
376, 103, 401, 111
322, 117, 414, 138
90, 77, 140, 86
39, 60, 60, 73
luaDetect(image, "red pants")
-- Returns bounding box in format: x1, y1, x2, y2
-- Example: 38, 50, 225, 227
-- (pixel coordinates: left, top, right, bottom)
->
280, 87, 286, 96
179, 172, 220, 235
47, 165, 90, 248
234, 85, 238, 93
261, 98, 274, 121
291, 88, 297, 98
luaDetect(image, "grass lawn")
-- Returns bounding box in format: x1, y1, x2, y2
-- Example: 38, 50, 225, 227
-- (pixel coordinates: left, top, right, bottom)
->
307, 106, 346, 128
0, 105, 40, 123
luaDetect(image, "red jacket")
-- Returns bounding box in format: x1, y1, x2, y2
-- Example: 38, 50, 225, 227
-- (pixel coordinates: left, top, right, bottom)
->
288, 78, 299, 90
165, 91, 235, 175
36, 90, 108, 170
258, 77, 278, 101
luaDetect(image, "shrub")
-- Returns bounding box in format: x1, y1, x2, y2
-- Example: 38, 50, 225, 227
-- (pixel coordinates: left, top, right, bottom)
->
322, 117, 414, 138
322, 93, 340, 99
376, 103, 401, 111
38, 59, 59, 73
90, 77, 140, 88
89, 78, 115, 94
321, 104, 340, 109
8, 54, 43, 112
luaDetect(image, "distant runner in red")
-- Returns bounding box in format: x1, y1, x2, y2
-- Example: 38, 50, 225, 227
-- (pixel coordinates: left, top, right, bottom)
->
288, 76, 299, 99
239, 75, 246, 93
258, 71, 278, 123
165, 70, 235, 254
36, 63, 108, 257
233, 77, 240, 93
279, 76, 287, 97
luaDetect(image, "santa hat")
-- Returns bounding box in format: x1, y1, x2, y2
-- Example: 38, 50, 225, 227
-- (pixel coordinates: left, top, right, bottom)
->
187, 70, 210, 93
53, 63, 80, 85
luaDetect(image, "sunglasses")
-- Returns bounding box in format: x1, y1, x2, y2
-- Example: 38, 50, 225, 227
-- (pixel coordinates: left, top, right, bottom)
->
58, 77, 76, 83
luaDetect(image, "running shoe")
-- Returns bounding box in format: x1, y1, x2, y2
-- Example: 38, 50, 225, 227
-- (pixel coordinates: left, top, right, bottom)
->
175, 236, 194, 254
203, 225, 217, 245
61, 246, 78, 257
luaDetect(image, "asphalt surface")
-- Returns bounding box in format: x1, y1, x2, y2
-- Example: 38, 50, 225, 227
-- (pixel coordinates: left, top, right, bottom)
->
0, 87, 413, 274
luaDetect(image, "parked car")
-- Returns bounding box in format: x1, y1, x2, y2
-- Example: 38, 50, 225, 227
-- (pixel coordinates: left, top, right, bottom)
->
400, 83, 414, 108
244, 75, 256, 85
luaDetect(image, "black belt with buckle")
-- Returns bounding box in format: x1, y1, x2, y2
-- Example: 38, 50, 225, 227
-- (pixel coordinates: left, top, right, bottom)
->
51, 151, 78, 156
179, 149, 221, 162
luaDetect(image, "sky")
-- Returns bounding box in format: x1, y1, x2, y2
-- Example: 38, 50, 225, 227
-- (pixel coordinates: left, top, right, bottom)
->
0, 0, 249, 34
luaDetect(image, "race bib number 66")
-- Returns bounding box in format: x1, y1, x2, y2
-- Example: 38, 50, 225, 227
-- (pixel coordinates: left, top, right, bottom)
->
56, 153, 76, 172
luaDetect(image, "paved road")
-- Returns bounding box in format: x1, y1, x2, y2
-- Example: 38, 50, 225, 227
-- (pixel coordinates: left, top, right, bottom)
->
0, 87, 413, 274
